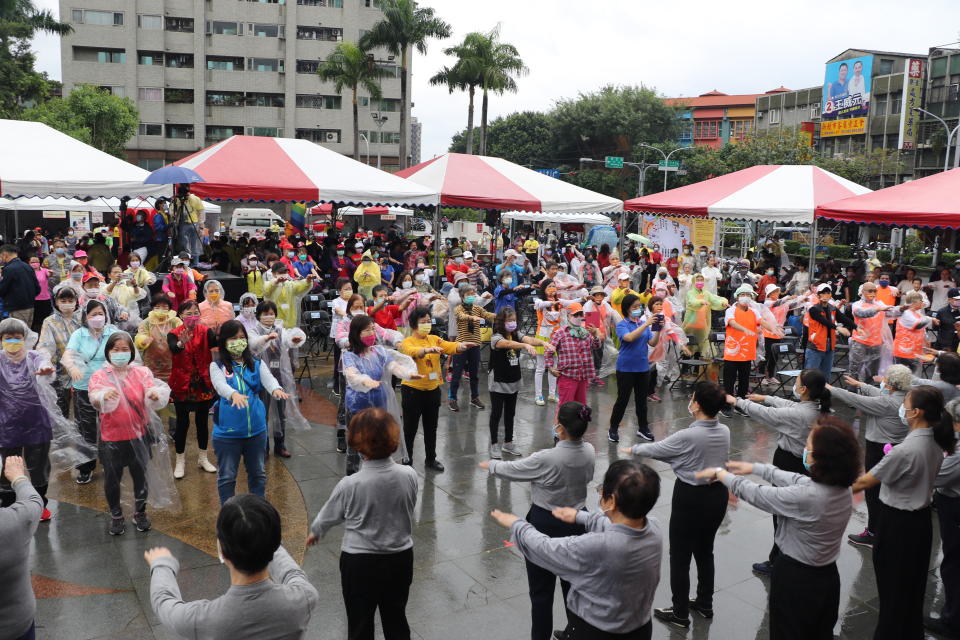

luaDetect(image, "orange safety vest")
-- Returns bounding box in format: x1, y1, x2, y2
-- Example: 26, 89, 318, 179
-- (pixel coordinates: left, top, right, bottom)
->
893, 313, 926, 359
876, 286, 897, 323
852, 302, 884, 347
536, 307, 563, 342
807, 304, 838, 352
724, 306, 759, 362
801, 293, 818, 327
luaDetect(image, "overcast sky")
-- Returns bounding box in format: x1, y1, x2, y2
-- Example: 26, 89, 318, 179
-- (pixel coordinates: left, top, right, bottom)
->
30, 0, 959, 161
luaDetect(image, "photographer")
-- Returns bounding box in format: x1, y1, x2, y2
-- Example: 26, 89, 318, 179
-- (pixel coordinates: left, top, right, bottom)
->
608, 293, 662, 444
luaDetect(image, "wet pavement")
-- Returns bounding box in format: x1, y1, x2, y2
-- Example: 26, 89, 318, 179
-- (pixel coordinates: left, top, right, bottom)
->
28, 363, 951, 639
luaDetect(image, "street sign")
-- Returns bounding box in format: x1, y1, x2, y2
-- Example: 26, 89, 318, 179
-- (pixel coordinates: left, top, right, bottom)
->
535, 169, 560, 178
658, 160, 681, 172
605, 156, 624, 168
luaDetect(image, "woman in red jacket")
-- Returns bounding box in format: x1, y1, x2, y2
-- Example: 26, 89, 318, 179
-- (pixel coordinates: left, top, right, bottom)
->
167, 300, 218, 480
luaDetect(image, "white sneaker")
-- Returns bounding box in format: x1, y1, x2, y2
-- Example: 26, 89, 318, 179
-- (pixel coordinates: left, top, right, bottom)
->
548, 394, 559, 403
501, 442, 521, 456
490, 443, 502, 459
174, 453, 185, 479
535, 396, 546, 406
198, 450, 217, 473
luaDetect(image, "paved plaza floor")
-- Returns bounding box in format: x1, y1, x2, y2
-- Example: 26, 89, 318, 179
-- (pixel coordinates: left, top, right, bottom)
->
28, 362, 950, 639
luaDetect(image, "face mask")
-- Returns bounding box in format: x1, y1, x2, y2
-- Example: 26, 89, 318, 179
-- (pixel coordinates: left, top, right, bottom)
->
630, 308, 643, 318
87, 315, 106, 329
260, 314, 276, 325
738, 296, 751, 305
287, 251, 295, 258
375, 297, 387, 305
416, 274, 427, 283
792, 385, 801, 400
340, 290, 352, 299
238, 307, 255, 318
173, 268, 184, 277
545, 310, 560, 322
952, 300, 960, 309
879, 280, 889, 287
401, 281, 412, 289
2, 338, 23, 354
58, 302, 76, 314
700, 251, 706, 257
361, 333, 377, 346
687, 400, 696, 417
464, 295, 476, 305
802, 448, 813, 472
30, 263, 40, 270
299, 254, 307, 261
417, 322, 432, 335
70, 272, 82, 281
85, 287, 102, 297
568, 315, 583, 326
337, 250, 345, 257
767, 270, 774, 275
226, 339, 247, 356
899, 404, 909, 425
183, 315, 200, 327
149, 309, 170, 322
505, 321, 518, 332
351, 309, 366, 317
207, 293, 220, 303
695, 282, 704, 290
501, 279, 512, 287
658, 273, 666, 279
879, 380, 889, 395
56, 248, 65, 256
110, 351, 131, 366
129, 262, 140, 269
454, 257, 464, 265
249, 259, 258, 266
68, 231, 75, 236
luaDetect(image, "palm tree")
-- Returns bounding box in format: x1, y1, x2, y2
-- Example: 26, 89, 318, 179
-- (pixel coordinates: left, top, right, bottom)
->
473, 26, 527, 156
360, 0, 451, 169
317, 42, 384, 161
0, 0, 73, 116
429, 61, 479, 154
0, 0, 73, 43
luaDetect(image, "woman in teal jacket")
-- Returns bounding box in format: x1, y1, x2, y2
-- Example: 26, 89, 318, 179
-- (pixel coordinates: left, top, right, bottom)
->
209, 319, 288, 504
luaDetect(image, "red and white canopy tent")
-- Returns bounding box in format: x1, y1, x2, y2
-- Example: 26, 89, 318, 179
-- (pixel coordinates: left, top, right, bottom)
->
171, 135, 439, 207
816, 168, 960, 229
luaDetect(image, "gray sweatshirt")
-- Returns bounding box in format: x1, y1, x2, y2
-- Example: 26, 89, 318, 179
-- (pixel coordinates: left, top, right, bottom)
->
511, 511, 662, 634
871, 427, 944, 510
829, 384, 908, 444
722, 463, 852, 567
735, 396, 819, 457
631, 419, 730, 485
488, 440, 596, 510
936, 452, 960, 499
0, 479, 42, 640
311, 457, 418, 553
912, 375, 960, 402
149, 546, 318, 640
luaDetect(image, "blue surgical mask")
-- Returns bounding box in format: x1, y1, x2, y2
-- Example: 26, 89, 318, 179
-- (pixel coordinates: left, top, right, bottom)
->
110, 352, 132, 366
879, 279, 889, 287
630, 309, 643, 318
802, 447, 813, 472
464, 295, 476, 305
879, 381, 889, 395
899, 404, 909, 425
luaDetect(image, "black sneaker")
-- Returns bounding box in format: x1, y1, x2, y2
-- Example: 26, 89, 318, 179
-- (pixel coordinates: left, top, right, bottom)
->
76, 470, 93, 485
924, 615, 960, 638
689, 600, 714, 619
720, 407, 735, 419
653, 607, 691, 629
636, 427, 654, 441
734, 406, 749, 417
336, 432, 347, 453
108, 516, 126, 536
448, 399, 460, 412
847, 528, 876, 548
552, 632, 566, 640
470, 398, 485, 410
133, 512, 151, 532
400, 457, 412, 466
607, 428, 620, 443
425, 458, 445, 472
752, 560, 773, 576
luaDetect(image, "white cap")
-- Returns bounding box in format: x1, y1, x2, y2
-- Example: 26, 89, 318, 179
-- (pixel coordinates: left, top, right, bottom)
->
213, 231, 221, 237
618, 272, 631, 280
463, 251, 473, 259
354, 242, 363, 249
764, 283, 781, 296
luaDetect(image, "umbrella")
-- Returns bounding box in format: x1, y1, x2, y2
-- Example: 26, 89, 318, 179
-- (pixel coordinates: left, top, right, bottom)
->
144, 166, 205, 185
626, 233, 652, 245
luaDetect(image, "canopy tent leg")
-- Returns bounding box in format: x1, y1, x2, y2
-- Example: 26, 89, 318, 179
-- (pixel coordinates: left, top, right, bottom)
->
808, 216, 818, 275
433, 204, 442, 290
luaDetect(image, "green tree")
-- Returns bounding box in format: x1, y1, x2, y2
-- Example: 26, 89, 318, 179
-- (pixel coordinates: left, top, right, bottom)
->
448, 111, 553, 166
469, 26, 528, 155
361, 0, 451, 168
430, 61, 477, 153
22, 84, 138, 158
318, 42, 385, 161
0, 0, 72, 117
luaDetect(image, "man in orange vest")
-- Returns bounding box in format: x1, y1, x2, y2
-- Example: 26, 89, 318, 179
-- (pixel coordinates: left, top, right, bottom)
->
721, 284, 778, 418
849, 282, 894, 380
805, 284, 853, 379
875, 271, 899, 331
892, 290, 938, 372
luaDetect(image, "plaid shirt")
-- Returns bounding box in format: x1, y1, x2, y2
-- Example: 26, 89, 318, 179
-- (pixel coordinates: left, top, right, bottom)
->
546, 327, 600, 380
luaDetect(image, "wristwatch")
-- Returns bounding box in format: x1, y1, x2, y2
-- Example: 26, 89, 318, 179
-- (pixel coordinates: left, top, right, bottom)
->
714, 467, 725, 480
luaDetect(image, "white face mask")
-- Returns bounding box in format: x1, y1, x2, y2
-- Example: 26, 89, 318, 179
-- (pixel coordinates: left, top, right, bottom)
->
416, 274, 427, 283
129, 262, 140, 269
57, 302, 76, 314
738, 296, 751, 305
260, 314, 276, 325
401, 281, 412, 289
85, 288, 100, 297
241, 307, 256, 317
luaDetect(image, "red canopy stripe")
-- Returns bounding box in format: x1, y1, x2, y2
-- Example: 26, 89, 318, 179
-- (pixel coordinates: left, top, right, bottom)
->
401, 154, 542, 210
624, 165, 780, 216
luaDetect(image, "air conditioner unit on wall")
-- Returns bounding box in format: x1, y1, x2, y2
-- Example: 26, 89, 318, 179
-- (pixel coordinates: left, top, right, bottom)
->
324, 131, 336, 142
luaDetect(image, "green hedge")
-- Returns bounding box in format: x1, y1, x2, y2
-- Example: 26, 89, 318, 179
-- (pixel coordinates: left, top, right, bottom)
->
798, 247, 810, 257
944, 253, 960, 265
912, 254, 933, 267
784, 240, 801, 254
826, 245, 852, 259
877, 249, 892, 262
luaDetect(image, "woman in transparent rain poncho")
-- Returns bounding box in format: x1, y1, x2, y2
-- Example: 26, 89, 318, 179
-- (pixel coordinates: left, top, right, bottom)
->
340, 314, 421, 476
87, 331, 177, 536
0, 318, 94, 522
247, 299, 309, 459
104, 263, 147, 327
134, 293, 182, 436
646, 291, 692, 395
38, 286, 82, 416
683, 273, 730, 357
236, 292, 259, 334
199, 279, 236, 334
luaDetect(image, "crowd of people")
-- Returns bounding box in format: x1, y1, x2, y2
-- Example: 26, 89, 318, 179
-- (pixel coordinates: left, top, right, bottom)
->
2, 212, 960, 640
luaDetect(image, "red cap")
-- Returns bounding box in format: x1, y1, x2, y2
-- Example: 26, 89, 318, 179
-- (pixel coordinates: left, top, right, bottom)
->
82, 272, 100, 283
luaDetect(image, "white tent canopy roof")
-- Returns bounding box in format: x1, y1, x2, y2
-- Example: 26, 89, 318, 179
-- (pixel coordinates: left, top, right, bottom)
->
501, 211, 613, 225
0, 120, 171, 199
0, 196, 219, 214
339, 206, 413, 216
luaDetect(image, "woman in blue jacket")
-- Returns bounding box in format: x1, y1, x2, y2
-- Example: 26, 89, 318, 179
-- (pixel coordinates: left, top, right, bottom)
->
209, 319, 289, 504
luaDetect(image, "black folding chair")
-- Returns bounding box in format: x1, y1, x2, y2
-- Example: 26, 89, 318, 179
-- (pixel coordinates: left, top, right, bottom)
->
672, 334, 710, 390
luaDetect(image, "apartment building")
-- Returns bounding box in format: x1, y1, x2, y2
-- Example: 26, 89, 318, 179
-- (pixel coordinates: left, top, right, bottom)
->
665, 89, 785, 148
60, 0, 410, 170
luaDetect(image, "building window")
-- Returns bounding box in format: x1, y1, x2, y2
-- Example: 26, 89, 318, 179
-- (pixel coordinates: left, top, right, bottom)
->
246, 93, 285, 107
376, 98, 400, 112
246, 0, 285, 3
870, 134, 885, 150
296, 94, 342, 109
375, 63, 399, 78
207, 21, 241, 35
296, 128, 341, 143
166, 53, 194, 68
138, 87, 163, 101
206, 91, 245, 106
364, 0, 381, 7
878, 59, 895, 75
137, 14, 162, 29
358, 97, 370, 107
767, 110, 780, 125
138, 51, 164, 65
137, 158, 165, 171
74, 47, 125, 63
248, 23, 283, 37
810, 103, 821, 119
207, 56, 244, 71
296, 25, 343, 41
71, 9, 122, 25
886, 133, 899, 149
98, 85, 125, 98
298, 0, 341, 4
889, 94, 902, 115
247, 57, 283, 72
138, 123, 162, 136
166, 124, 195, 139
950, 83, 960, 103
693, 120, 720, 138
206, 126, 243, 142
361, 130, 399, 144
296, 60, 319, 73
165, 89, 194, 104
874, 94, 887, 116
731, 120, 752, 139
246, 127, 283, 137
165, 16, 194, 33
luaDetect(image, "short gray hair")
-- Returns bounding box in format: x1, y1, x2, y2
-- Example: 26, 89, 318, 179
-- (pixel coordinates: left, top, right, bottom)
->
946, 397, 960, 424
885, 364, 914, 392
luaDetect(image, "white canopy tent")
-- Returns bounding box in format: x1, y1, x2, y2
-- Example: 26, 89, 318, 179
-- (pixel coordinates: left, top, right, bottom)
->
501, 211, 613, 225
338, 206, 413, 217
0, 120, 171, 199
0, 196, 220, 214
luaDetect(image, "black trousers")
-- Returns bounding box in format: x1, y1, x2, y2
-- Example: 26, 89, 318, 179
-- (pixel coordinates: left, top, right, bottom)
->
764, 337, 782, 377
74, 389, 98, 474
863, 439, 885, 533
401, 386, 440, 463
872, 503, 932, 640
0, 442, 51, 508
647, 368, 658, 395
769, 447, 807, 562
263, 393, 287, 450
340, 547, 413, 640
489, 391, 518, 444
32, 299, 51, 333
609, 370, 649, 430
100, 438, 149, 518
526, 504, 586, 640
52, 377, 71, 418
723, 359, 752, 397
769, 554, 839, 640
935, 492, 960, 634
333, 345, 342, 394
559, 612, 651, 640
669, 480, 728, 617
173, 400, 211, 454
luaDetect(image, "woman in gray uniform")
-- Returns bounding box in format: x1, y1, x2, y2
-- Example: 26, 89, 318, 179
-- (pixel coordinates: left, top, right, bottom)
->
696, 415, 859, 640
724, 368, 830, 575
491, 460, 663, 640
480, 401, 596, 640
927, 397, 960, 637
622, 382, 730, 629
852, 385, 954, 640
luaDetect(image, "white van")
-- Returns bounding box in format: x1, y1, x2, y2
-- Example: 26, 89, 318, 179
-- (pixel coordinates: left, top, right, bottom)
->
229, 208, 286, 238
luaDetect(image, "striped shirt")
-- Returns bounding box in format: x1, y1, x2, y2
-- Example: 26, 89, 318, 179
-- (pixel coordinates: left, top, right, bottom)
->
454, 303, 495, 344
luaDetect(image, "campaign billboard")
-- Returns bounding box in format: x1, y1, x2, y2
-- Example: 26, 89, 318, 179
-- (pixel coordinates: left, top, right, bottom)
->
822, 55, 873, 121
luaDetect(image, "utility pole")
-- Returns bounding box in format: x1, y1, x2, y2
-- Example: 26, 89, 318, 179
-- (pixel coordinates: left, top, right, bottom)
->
637, 143, 695, 191
371, 112, 389, 170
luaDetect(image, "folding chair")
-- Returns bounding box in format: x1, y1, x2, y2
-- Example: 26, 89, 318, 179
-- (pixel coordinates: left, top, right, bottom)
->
833, 340, 850, 369
296, 309, 331, 387
672, 334, 710, 390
